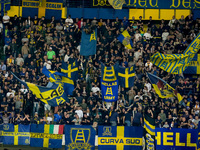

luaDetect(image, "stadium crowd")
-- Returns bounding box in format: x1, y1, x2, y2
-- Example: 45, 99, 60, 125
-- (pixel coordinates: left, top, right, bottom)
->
0, 12, 200, 130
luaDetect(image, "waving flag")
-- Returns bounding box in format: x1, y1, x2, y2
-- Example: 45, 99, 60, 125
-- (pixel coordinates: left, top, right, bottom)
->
12, 72, 73, 106
150, 34, 200, 74
117, 30, 133, 49
147, 73, 183, 102
117, 65, 135, 88
80, 29, 97, 56
184, 54, 200, 74
61, 60, 78, 81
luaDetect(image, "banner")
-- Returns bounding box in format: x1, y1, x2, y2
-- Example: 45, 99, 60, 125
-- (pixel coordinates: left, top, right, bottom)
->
184, 54, 200, 74
117, 65, 135, 88
0, 124, 2, 143
93, 0, 200, 9
65, 125, 96, 150
117, 30, 133, 50
144, 114, 155, 150
108, 0, 125, 9
98, 126, 143, 150
80, 29, 97, 56
61, 61, 78, 81
30, 124, 64, 148
2, 124, 30, 145
156, 128, 197, 150
22, 0, 63, 19
151, 34, 200, 74
101, 79, 118, 102
147, 73, 183, 102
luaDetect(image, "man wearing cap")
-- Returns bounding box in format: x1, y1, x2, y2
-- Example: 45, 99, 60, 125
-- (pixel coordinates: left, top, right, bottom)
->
47, 47, 56, 60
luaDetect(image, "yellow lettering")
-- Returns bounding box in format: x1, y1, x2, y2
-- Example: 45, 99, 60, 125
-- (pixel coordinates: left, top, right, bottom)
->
170, 0, 181, 8
182, 0, 191, 8
156, 132, 161, 145
175, 133, 185, 146
193, 0, 200, 9
163, 132, 174, 146
186, 133, 196, 147
90, 32, 96, 41
130, 66, 133, 72
106, 87, 113, 95
127, 0, 136, 6
149, 0, 158, 7
138, 0, 147, 7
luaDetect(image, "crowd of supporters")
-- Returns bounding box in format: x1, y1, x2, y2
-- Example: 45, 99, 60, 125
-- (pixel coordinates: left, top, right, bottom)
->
0, 12, 200, 130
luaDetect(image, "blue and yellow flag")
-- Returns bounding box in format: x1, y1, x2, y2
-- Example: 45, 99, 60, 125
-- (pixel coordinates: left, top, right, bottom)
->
144, 114, 155, 150
65, 125, 96, 150
80, 29, 97, 56
30, 124, 64, 148
147, 73, 183, 102
60, 61, 78, 81
151, 34, 200, 74
117, 30, 133, 49
101, 62, 118, 82
2, 124, 30, 145
108, 0, 125, 9
98, 126, 143, 150
12, 72, 72, 106
184, 54, 200, 74
117, 65, 135, 88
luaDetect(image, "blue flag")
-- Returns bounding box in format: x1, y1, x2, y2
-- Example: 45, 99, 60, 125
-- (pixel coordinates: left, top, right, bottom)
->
30, 124, 64, 148
2, 124, 30, 145
12, 72, 73, 106
80, 29, 97, 56
101, 79, 118, 102
101, 62, 118, 82
65, 125, 96, 150
98, 126, 143, 150
117, 65, 135, 88
184, 54, 200, 74
61, 60, 78, 81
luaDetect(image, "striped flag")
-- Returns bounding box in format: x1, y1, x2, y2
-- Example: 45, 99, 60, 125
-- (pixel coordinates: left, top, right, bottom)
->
30, 124, 64, 148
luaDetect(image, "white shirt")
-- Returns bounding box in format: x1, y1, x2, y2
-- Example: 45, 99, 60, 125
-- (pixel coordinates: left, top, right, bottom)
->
3, 15, 10, 23
6, 91, 15, 97
145, 82, 152, 92
75, 109, 83, 119
0, 64, 6, 71
134, 33, 142, 42
44, 61, 52, 70
65, 18, 73, 26
20, 88, 28, 94
162, 32, 169, 41
144, 33, 152, 40
0, 23, 3, 33
64, 54, 69, 62
47, 117, 53, 124
145, 62, 153, 70
91, 86, 100, 95
16, 57, 24, 66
